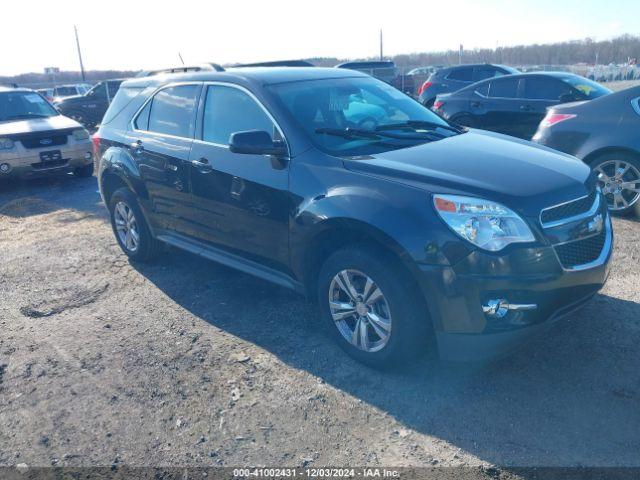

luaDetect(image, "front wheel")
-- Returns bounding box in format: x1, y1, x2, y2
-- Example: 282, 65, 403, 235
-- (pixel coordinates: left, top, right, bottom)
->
591, 152, 640, 216
317, 246, 431, 368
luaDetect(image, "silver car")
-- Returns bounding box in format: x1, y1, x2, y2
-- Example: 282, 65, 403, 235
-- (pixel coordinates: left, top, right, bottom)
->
0, 87, 94, 179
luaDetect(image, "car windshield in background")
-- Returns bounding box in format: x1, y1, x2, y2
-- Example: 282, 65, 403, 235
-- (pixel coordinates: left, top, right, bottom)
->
0, 91, 59, 121
269, 77, 460, 157
561, 75, 612, 99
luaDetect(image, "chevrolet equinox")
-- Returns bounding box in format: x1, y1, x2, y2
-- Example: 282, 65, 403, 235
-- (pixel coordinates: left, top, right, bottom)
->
94, 67, 613, 367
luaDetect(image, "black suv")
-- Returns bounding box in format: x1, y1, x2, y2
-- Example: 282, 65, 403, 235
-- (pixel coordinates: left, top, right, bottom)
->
94, 67, 612, 367
417, 64, 519, 108
55, 79, 126, 128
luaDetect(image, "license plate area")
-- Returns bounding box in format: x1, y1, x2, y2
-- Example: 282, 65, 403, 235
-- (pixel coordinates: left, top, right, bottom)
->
39, 150, 62, 162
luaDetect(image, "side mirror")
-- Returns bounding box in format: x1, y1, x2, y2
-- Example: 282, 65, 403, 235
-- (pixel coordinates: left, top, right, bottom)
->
229, 130, 287, 156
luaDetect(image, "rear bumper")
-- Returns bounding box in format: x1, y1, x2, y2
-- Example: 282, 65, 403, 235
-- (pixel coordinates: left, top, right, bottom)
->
415, 217, 613, 362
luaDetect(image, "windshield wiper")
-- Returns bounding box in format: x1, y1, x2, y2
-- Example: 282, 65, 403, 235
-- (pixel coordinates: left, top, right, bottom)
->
315, 127, 441, 141
376, 120, 465, 134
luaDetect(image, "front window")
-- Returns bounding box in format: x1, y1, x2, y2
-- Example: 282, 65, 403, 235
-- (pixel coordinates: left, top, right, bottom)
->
268, 77, 460, 157
558, 75, 611, 99
202, 85, 277, 145
0, 91, 59, 122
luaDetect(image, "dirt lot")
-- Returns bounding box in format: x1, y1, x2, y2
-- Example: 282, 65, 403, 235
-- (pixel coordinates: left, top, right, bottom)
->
0, 174, 639, 470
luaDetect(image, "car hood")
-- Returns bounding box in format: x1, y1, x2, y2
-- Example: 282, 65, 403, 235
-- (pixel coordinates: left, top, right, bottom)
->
343, 129, 595, 216
0, 115, 82, 136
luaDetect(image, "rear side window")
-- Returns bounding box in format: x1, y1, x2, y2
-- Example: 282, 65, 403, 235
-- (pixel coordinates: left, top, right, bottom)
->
54, 86, 77, 96
488, 78, 520, 98
102, 86, 144, 125
474, 67, 506, 81
522, 77, 574, 100
446, 67, 473, 82
201, 86, 275, 145
143, 85, 199, 137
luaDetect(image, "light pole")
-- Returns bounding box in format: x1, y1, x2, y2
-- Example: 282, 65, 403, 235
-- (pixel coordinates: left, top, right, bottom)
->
74, 25, 86, 81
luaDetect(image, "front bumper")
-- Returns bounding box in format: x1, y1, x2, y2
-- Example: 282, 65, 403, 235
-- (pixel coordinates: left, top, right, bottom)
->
0, 141, 93, 179
416, 214, 613, 362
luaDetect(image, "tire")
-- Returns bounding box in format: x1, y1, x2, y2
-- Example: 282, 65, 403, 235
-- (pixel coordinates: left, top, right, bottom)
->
73, 163, 94, 178
108, 187, 161, 261
317, 245, 432, 369
590, 151, 640, 217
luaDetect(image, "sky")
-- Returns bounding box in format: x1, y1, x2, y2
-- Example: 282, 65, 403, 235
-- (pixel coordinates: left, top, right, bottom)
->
1, 0, 638, 76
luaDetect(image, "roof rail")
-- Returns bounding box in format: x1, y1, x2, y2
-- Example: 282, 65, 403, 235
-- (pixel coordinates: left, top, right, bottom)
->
136, 63, 225, 77
236, 60, 315, 68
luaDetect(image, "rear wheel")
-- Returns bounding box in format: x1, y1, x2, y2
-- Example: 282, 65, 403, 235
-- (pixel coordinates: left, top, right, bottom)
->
317, 246, 431, 368
108, 188, 161, 261
591, 152, 640, 216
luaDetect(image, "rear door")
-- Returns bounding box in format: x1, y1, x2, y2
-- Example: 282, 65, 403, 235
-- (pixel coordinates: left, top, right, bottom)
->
186, 83, 291, 269
474, 76, 527, 137
128, 83, 202, 233
519, 76, 578, 139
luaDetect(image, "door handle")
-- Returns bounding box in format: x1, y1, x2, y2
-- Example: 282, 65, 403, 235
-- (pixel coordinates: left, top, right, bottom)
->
191, 157, 213, 173
470, 101, 481, 108
520, 104, 533, 111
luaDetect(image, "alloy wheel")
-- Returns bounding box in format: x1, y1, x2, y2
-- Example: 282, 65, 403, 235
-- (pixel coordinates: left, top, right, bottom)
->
113, 201, 140, 252
595, 160, 640, 211
328, 269, 392, 353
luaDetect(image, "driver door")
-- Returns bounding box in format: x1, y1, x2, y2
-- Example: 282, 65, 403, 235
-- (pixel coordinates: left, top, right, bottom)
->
187, 84, 291, 270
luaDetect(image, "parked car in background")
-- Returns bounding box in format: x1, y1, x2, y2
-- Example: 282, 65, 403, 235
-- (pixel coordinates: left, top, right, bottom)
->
0, 87, 93, 179
336, 61, 398, 84
406, 66, 444, 76
433, 72, 611, 140
36, 88, 55, 103
417, 64, 519, 108
37, 84, 92, 104
94, 66, 611, 367
55, 79, 126, 128
534, 85, 640, 215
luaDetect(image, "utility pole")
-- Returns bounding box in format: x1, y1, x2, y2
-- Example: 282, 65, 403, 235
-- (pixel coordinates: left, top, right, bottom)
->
459, 44, 463, 65
379, 29, 383, 60
74, 25, 86, 81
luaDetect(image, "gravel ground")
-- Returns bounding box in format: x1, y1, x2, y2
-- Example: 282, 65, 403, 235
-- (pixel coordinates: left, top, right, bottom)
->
0, 174, 639, 471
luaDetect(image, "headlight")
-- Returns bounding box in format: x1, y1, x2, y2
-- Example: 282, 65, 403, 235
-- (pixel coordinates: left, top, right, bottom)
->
433, 194, 535, 251
72, 129, 90, 141
0, 138, 14, 150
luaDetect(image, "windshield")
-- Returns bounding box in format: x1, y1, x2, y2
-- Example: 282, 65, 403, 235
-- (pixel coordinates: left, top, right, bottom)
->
268, 77, 459, 157
55, 86, 78, 96
561, 75, 611, 99
0, 91, 59, 122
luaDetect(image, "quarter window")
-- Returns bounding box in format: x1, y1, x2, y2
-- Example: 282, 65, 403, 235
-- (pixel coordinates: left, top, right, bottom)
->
143, 85, 199, 137
202, 86, 276, 145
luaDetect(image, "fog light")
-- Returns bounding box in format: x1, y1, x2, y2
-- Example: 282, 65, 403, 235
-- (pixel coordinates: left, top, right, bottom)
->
0, 163, 11, 174
482, 299, 537, 318
84, 152, 92, 160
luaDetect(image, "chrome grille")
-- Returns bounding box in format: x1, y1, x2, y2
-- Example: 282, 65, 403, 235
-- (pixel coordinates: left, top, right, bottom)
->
540, 191, 597, 226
